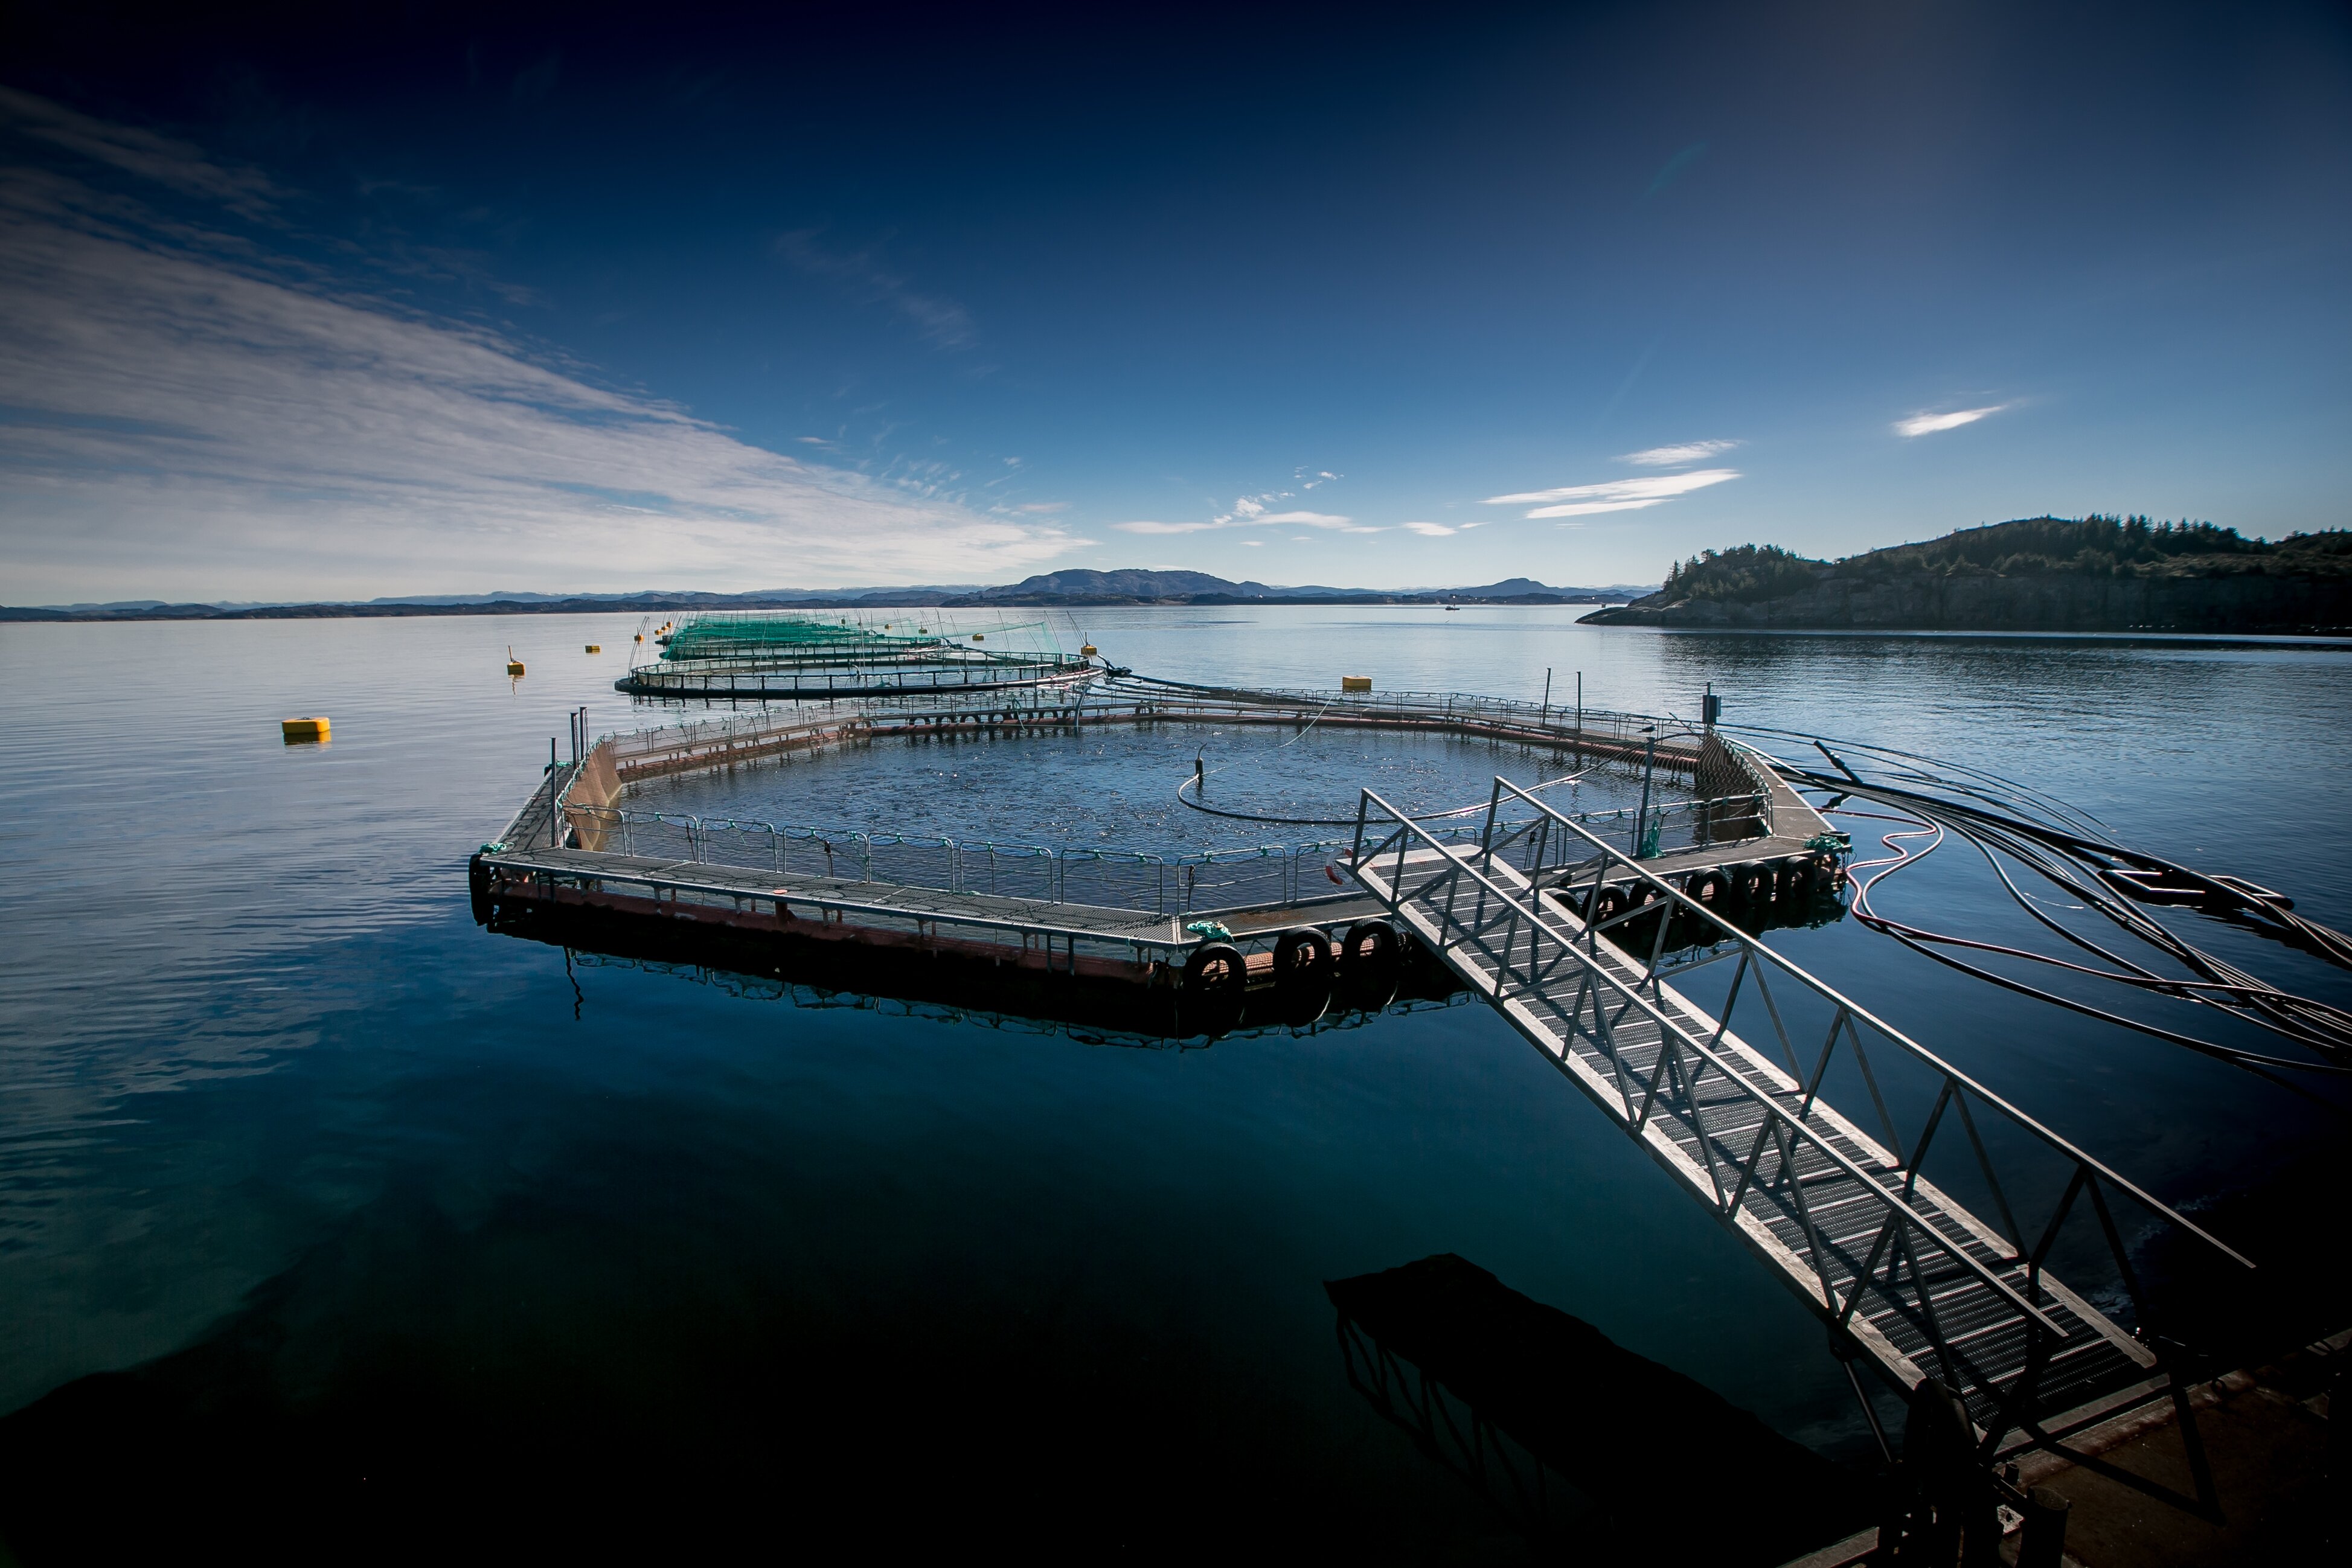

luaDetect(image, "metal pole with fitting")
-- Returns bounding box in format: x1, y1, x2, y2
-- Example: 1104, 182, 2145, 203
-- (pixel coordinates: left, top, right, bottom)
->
1633, 725, 1656, 856
1540, 667, 1552, 725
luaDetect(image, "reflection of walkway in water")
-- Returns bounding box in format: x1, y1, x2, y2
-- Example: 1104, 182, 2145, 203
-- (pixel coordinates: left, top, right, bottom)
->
1329, 1253, 1874, 1564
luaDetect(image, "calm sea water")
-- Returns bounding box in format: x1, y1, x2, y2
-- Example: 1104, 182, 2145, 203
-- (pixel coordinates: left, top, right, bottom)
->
2, 609, 2347, 1555
630, 714, 1660, 848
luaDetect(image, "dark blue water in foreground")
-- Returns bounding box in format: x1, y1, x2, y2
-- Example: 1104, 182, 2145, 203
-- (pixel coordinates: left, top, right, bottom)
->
2, 610, 2347, 1557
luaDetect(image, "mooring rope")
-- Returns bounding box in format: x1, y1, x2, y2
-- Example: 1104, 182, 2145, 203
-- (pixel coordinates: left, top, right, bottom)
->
1737, 726, 2352, 1081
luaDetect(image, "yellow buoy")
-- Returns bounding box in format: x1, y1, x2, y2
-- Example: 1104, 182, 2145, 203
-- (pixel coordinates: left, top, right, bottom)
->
281, 716, 330, 742
505, 644, 526, 676
585, 644, 601, 653
972, 633, 985, 642
1341, 676, 1371, 693
634, 633, 644, 642
1080, 644, 1098, 658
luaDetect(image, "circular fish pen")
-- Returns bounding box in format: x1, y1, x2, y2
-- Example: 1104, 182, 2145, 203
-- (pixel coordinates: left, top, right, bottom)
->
545, 676, 1834, 928
615, 609, 1100, 700
476, 674, 1854, 1047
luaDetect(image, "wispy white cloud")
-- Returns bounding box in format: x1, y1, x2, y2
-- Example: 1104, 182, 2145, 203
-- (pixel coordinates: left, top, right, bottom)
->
1112, 499, 1380, 536
775, 229, 975, 350
1483, 469, 1739, 519
0, 158, 1081, 600
1894, 405, 2005, 438
0, 86, 279, 219
1257, 510, 1372, 531
1617, 439, 1739, 467
1403, 520, 1461, 537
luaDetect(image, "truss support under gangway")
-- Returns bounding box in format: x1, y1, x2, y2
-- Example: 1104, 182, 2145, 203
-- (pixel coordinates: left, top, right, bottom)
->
1347, 774, 2251, 1459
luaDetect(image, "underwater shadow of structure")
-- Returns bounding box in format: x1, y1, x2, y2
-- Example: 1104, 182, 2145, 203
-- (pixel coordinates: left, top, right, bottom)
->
570, 947, 1485, 1046
1328, 1254, 1877, 1566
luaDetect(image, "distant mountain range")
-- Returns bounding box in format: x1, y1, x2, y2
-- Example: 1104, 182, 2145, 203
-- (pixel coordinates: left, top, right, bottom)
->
949, 570, 1647, 606
4, 571, 1654, 621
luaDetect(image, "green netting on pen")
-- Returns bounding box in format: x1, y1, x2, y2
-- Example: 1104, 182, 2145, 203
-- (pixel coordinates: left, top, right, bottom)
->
659, 612, 1064, 667
662, 613, 931, 662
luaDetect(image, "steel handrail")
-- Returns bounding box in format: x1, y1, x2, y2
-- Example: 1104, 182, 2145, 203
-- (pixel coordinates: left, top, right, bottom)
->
1349, 788, 2069, 1332
1481, 776, 2251, 1269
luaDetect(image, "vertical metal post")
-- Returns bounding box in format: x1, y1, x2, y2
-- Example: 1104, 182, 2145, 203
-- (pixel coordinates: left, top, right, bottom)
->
1633, 727, 1656, 856
1540, 667, 1551, 725
1574, 673, 1583, 766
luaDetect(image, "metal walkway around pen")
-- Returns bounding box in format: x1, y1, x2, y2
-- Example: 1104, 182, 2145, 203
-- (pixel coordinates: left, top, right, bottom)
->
1347, 775, 2253, 1456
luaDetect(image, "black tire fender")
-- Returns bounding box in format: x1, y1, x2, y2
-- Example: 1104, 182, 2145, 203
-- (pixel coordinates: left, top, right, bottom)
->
1339, 920, 1400, 974
1272, 927, 1336, 991
1182, 941, 1248, 994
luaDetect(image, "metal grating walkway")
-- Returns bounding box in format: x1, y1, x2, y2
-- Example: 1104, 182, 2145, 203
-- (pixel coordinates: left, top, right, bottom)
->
1348, 778, 2249, 1450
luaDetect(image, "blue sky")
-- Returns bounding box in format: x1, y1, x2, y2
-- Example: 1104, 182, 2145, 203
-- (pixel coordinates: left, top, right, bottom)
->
2, 2, 2348, 600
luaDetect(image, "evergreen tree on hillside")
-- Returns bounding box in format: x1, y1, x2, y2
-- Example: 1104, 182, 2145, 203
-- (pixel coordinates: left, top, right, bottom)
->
1656, 516, 2342, 600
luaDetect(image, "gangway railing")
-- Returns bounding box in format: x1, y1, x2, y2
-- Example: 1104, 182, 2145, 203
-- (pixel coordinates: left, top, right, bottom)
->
1347, 777, 2252, 1454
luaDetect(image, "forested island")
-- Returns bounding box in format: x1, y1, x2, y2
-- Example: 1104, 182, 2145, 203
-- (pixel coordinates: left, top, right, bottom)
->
1579, 516, 2351, 633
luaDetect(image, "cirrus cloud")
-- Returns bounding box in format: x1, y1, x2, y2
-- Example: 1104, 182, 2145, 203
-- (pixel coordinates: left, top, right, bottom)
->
1617, 439, 1740, 467
1894, 405, 2006, 438
1482, 468, 1740, 519
1111, 505, 1379, 536
0, 109, 1084, 601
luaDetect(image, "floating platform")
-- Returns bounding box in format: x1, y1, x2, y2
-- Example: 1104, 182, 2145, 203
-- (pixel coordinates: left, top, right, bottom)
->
476, 685, 1841, 1034
616, 610, 1098, 700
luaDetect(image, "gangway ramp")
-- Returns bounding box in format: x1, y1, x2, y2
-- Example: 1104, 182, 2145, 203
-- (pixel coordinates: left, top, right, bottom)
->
1347, 777, 2251, 1453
